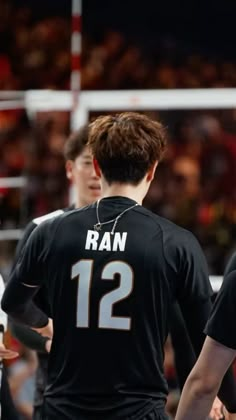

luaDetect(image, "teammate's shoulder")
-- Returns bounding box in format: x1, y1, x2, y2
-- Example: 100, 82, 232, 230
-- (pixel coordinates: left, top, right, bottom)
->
27, 209, 70, 239
33, 204, 94, 230
58, 203, 95, 220
33, 209, 65, 226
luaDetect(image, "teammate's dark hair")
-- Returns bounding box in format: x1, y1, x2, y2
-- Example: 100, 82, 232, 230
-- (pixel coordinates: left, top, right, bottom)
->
64, 125, 89, 161
88, 112, 167, 184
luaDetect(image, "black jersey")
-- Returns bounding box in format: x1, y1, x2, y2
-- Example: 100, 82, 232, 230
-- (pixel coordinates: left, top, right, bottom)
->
224, 251, 236, 276
205, 270, 236, 350
204, 250, 236, 349
3, 196, 212, 419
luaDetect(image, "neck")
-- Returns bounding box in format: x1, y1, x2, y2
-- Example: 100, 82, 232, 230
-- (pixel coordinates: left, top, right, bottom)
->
74, 194, 86, 209
100, 181, 149, 205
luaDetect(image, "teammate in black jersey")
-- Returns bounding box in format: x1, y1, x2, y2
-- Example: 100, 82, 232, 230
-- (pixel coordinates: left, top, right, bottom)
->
176, 250, 236, 420
2, 112, 236, 420
10, 124, 101, 419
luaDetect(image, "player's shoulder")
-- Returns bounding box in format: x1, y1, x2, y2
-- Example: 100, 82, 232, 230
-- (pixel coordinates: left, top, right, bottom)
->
55, 203, 95, 221
31, 207, 77, 231
138, 206, 195, 240
33, 209, 65, 226
16, 209, 66, 248
23, 210, 72, 250
138, 207, 201, 257
34, 205, 93, 232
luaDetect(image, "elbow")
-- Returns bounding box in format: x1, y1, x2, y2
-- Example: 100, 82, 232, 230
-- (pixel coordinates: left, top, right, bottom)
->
1, 296, 8, 313
1, 292, 14, 315
186, 372, 220, 399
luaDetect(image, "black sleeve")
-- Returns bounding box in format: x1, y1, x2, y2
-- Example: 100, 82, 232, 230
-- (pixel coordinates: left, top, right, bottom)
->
164, 227, 213, 357
224, 251, 236, 276
12, 221, 52, 318
10, 322, 49, 353
2, 282, 48, 328
180, 297, 212, 357
2, 223, 49, 328
13, 221, 36, 268
169, 302, 196, 390
205, 270, 236, 350
176, 230, 213, 302
174, 231, 213, 355
163, 227, 213, 303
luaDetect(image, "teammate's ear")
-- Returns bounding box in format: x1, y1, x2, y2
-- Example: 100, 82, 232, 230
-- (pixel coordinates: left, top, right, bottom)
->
93, 158, 101, 178
65, 160, 74, 181
147, 161, 158, 182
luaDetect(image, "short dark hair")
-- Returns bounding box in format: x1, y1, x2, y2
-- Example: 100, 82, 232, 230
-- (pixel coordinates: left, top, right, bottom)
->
88, 112, 167, 184
64, 125, 89, 161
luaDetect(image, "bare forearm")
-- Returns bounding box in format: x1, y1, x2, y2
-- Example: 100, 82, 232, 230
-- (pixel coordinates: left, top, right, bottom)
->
176, 337, 236, 419
175, 377, 219, 420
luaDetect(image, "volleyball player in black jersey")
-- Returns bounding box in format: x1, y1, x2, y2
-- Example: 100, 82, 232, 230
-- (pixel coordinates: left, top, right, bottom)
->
176, 250, 236, 420
2, 112, 236, 420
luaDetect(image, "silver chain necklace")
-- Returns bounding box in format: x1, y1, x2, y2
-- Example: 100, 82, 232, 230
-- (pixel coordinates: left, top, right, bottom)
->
94, 199, 139, 235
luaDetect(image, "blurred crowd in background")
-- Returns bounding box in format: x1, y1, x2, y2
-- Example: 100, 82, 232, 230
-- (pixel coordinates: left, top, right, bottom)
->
1, 0, 236, 90
1, 0, 236, 418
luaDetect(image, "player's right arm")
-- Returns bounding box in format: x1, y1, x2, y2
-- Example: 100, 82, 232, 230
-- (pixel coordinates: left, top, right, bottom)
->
175, 336, 236, 420
10, 220, 52, 351
2, 221, 50, 328
176, 270, 236, 419
12, 221, 37, 268
174, 233, 236, 414
10, 323, 51, 353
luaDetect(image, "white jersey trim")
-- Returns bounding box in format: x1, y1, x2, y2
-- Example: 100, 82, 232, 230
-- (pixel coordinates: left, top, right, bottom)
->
0, 274, 7, 331
33, 210, 64, 226
21, 282, 38, 288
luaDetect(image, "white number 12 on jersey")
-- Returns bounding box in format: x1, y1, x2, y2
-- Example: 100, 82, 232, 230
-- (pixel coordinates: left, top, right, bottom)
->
71, 259, 134, 331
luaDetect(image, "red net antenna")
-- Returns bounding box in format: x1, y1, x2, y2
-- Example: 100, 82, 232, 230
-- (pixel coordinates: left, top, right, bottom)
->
71, 0, 82, 121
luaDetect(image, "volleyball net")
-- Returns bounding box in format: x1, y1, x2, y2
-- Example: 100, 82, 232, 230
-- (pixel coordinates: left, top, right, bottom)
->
1, 87, 236, 289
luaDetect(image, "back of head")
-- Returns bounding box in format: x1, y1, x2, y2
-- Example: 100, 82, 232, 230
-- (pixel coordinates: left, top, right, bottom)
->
88, 112, 167, 185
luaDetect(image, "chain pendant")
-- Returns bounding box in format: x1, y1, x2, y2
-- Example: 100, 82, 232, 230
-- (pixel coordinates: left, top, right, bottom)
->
94, 200, 138, 234
94, 223, 102, 232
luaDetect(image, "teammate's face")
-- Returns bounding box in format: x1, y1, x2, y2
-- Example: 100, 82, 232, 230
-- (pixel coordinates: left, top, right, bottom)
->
66, 146, 101, 207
